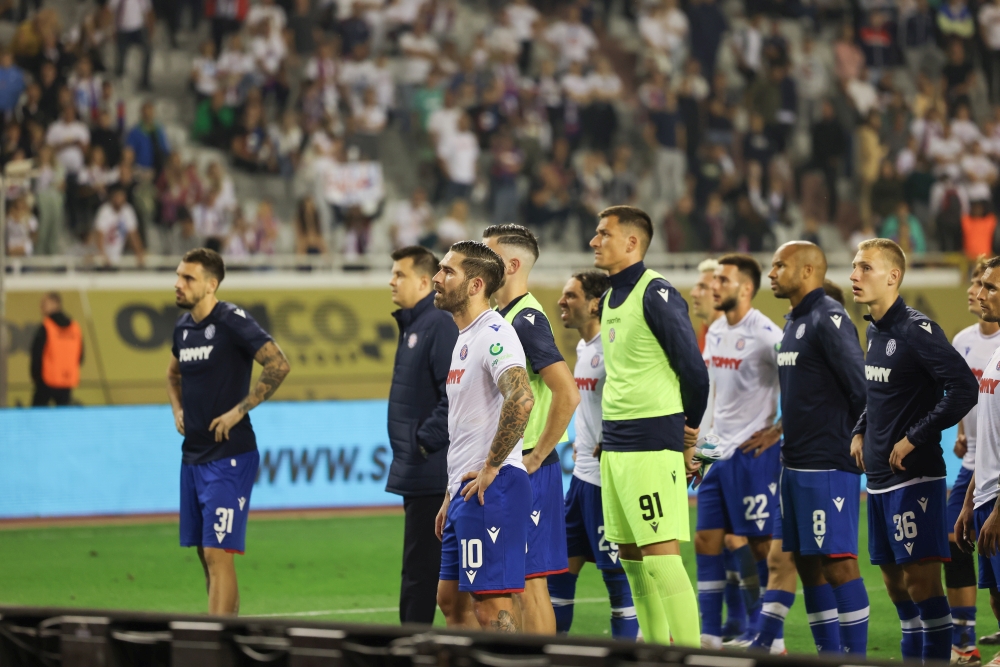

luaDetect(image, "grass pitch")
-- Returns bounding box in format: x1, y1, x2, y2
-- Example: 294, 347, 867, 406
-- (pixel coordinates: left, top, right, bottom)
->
1, 506, 998, 660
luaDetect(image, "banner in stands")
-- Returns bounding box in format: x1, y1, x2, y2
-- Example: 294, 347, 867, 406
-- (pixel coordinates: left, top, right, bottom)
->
1, 283, 978, 408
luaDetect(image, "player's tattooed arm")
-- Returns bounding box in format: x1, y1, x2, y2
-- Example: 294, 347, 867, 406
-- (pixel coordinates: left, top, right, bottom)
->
210, 342, 290, 442
488, 366, 535, 467
238, 341, 291, 414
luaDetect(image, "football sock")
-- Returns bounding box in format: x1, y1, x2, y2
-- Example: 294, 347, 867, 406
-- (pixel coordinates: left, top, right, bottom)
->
723, 549, 746, 636
750, 589, 794, 651
952, 606, 977, 650
894, 600, 922, 659
916, 596, 953, 662
833, 577, 869, 655
547, 571, 577, 634
803, 584, 842, 653
696, 553, 726, 646
733, 545, 761, 629
644, 554, 701, 647
621, 559, 671, 644
603, 569, 640, 640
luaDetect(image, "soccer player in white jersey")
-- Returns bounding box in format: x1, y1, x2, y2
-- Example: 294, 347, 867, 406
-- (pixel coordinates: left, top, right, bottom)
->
695, 254, 783, 651
433, 241, 535, 632
949, 257, 1000, 664
547, 271, 640, 640
956, 255, 1000, 666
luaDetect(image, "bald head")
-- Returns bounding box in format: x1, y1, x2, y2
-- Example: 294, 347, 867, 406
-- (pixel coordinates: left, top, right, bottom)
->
769, 241, 828, 303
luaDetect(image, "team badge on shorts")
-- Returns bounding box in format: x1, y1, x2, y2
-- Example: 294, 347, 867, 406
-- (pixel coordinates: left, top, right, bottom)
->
407, 333, 418, 348
796, 324, 806, 339
460, 344, 468, 360
205, 324, 215, 340
887, 339, 896, 356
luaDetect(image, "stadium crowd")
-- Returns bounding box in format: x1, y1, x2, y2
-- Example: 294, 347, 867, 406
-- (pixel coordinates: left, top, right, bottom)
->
7, 0, 1000, 261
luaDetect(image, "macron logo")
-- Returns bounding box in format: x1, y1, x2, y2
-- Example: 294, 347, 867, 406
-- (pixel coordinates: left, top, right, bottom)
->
833, 497, 845, 512
576, 377, 599, 391
238, 497, 246, 511
919, 322, 932, 334
712, 356, 743, 370
234, 308, 246, 318
830, 315, 842, 329
488, 527, 500, 543
981, 378, 1000, 395
865, 365, 892, 382
179, 346, 214, 362
658, 288, 670, 303
524, 313, 535, 325
777, 352, 799, 366
447, 369, 466, 385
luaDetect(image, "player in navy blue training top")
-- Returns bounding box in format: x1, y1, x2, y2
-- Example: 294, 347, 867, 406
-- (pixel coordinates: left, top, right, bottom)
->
848, 239, 978, 662
765, 242, 869, 655
166, 248, 290, 616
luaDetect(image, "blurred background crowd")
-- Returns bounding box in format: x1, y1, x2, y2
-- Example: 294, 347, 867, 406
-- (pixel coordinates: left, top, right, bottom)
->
2, 0, 1000, 264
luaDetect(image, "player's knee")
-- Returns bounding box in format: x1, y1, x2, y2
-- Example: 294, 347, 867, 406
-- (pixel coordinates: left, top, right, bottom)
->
903, 564, 945, 601
822, 557, 861, 588
694, 532, 722, 555
437, 585, 458, 618
201, 547, 234, 574
945, 543, 977, 590
747, 537, 771, 561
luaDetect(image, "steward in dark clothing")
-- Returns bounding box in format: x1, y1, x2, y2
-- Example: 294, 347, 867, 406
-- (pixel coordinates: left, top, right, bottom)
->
387, 247, 458, 625
31, 308, 83, 406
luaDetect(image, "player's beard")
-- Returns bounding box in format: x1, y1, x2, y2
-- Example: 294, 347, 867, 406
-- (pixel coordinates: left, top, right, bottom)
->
771, 281, 795, 299
434, 281, 471, 315
714, 295, 738, 312
176, 291, 203, 310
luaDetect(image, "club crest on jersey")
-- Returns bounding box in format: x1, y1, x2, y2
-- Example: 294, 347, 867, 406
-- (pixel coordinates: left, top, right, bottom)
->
205, 324, 216, 340
996, 358, 1000, 371
407, 333, 418, 348
886, 339, 897, 356
735, 338, 746, 350
460, 344, 468, 360
609, 328, 616, 342
796, 324, 806, 339
490, 343, 504, 355
591, 355, 600, 368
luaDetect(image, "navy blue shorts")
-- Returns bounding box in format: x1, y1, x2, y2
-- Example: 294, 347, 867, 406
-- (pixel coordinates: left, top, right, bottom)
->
696, 443, 781, 536
780, 468, 860, 558
526, 461, 569, 578
868, 479, 950, 566
565, 475, 621, 570
439, 465, 532, 593
975, 497, 1000, 590
947, 466, 974, 537
180, 449, 259, 554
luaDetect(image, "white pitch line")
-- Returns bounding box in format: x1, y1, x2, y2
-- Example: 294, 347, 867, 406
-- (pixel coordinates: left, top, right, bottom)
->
246, 598, 611, 618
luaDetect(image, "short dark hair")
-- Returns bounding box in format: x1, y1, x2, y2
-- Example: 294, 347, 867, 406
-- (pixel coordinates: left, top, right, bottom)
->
573, 271, 610, 301
717, 253, 762, 295
598, 205, 653, 252
450, 241, 506, 298
482, 224, 539, 261
823, 279, 845, 306
182, 248, 226, 284
44, 291, 62, 307
391, 245, 439, 277
985, 255, 1000, 274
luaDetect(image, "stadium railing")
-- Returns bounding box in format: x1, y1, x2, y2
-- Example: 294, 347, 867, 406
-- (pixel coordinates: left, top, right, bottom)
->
0, 605, 914, 667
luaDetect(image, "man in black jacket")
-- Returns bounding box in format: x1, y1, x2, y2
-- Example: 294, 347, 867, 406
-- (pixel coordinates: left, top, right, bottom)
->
31, 292, 84, 406
388, 245, 459, 625
795, 100, 845, 223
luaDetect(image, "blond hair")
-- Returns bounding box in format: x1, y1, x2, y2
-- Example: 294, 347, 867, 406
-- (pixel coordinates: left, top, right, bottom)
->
698, 258, 719, 274
858, 238, 906, 282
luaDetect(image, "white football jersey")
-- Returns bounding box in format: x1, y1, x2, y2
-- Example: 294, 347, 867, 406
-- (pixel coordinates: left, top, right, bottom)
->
702, 308, 782, 460
974, 345, 1000, 509
572, 334, 604, 487
446, 309, 528, 498
953, 324, 1000, 470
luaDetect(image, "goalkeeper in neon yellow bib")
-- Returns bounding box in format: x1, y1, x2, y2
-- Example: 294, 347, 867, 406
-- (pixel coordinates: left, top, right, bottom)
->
590, 206, 710, 646
483, 224, 582, 635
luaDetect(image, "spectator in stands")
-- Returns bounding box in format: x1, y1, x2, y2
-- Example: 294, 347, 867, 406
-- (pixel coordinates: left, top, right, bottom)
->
391, 188, 434, 250
295, 196, 327, 255
942, 39, 975, 110
76, 145, 118, 226
490, 131, 524, 225
190, 40, 219, 102
436, 198, 469, 249
438, 113, 479, 203
833, 23, 864, 84
157, 153, 202, 230
880, 200, 928, 252
732, 13, 764, 83
46, 105, 90, 237
110, 0, 153, 90
648, 88, 686, 210
5, 194, 37, 256
544, 5, 598, 70
92, 185, 145, 266
937, 0, 975, 48
688, 0, 727, 81
206, 0, 248, 54
126, 102, 170, 178
858, 111, 888, 225
0, 49, 25, 117
870, 160, 905, 223
901, 0, 937, 77
232, 102, 277, 173
193, 90, 236, 150
33, 145, 63, 256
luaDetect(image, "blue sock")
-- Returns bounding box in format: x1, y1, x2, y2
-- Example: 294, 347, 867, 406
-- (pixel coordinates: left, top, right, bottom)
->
804, 584, 842, 653
894, 600, 922, 659
723, 550, 746, 636
548, 571, 577, 633
697, 553, 726, 641
952, 606, 977, 650
833, 577, 869, 656
732, 546, 760, 631
916, 596, 953, 662
602, 569, 639, 640
751, 590, 794, 650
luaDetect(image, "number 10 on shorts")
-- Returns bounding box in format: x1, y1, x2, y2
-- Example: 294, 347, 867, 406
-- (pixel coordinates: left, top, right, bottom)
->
460, 539, 483, 569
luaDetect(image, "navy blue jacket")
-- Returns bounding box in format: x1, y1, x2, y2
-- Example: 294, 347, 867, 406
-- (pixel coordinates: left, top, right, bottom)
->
601, 261, 710, 452
386, 292, 458, 497
778, 288, 866, 472
852, 297, 978, 490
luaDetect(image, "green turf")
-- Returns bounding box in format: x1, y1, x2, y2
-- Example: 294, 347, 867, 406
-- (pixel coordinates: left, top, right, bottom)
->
0, 506, 997, 660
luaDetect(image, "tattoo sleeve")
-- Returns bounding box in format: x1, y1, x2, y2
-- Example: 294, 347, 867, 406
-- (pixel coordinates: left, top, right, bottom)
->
487, 367, 534, 468
237, 341, 291, 414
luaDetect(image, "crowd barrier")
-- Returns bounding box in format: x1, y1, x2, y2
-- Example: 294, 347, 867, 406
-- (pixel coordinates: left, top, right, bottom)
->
0, 605, 910, 667
0, 400, 959, 519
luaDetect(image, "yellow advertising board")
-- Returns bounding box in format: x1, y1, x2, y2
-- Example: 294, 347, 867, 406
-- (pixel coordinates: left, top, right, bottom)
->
4, 282, 980, 407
